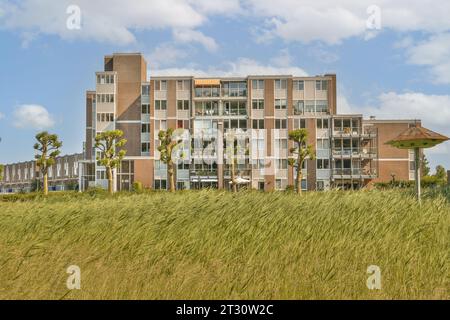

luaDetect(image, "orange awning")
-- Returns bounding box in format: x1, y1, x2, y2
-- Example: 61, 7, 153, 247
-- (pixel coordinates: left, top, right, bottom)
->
194, 79, 220, 86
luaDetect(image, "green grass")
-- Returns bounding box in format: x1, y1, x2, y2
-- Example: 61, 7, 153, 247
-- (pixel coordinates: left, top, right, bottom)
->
0, 189, 448, 300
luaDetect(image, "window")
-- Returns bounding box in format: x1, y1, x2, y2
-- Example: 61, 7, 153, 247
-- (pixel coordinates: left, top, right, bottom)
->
195, 101, 219, 116
96, 94, 114, 103
155, 80, 167, 91
141, 104, 150, 114
316, 118, 329, 129
275, 99, 287, 110
223, 101, 247, 116
142, 85, 150, 96
177, 80, 190, 91
276, 159, 288, 170
222, 82, 247, 97
294, 100, 304, 115
252, 79, 264, 90
155, 120, 167, 131
97, 74, 114, 84
224, 119, 247, 130
316, 80, 328, 91
294, 80, 304, 91
97, 113, 114, 122
177, 120, 190, 129
316, 100, 329, 113
317, 139, 330, 150
252, 99, 264, 110
141, 123, 150, 133
303, 101, 315, 113
155, 100, 167, 110
275, 79, 287, 90
252, 119, 265, 129
275, 119, 287, 129
96, 170, 107, 180
177, 100, 190, 111
294, 118, 306, 129
141, 143, 150, 153
317, 159, 330, 170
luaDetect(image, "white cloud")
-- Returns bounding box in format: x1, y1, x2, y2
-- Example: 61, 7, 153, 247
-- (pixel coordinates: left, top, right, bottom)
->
13, 104, 55, 130
344, 92, 450, 154
0, 0, 229, 46
146, 43, 188, 69
405, 33, 450, 84
0, 112, 4, 120
246, 0, 450, 44
152, 57, 308, 77
172, 29, 218, 52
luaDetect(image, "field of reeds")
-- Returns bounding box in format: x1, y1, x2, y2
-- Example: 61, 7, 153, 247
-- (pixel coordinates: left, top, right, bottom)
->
0, 189, 448, 300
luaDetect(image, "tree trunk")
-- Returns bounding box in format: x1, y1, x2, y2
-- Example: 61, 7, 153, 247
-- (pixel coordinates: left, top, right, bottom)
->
296, 154, 303, 195
43, 173, 48, 196
168, 162, 176, 192
107, 166, 113, 195
231, 158, 237, 193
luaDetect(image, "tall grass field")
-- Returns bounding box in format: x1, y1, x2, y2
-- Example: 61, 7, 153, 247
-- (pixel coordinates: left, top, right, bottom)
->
0, 190, 448, 300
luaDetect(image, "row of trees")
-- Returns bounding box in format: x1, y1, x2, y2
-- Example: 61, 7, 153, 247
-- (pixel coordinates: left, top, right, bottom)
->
2, 128, 315, 196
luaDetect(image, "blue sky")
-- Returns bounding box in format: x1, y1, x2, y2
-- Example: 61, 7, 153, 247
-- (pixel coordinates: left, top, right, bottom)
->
0, 0, 449, 172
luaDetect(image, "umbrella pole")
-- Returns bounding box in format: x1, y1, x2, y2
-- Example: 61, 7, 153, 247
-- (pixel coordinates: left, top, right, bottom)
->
414, 147, 421, 202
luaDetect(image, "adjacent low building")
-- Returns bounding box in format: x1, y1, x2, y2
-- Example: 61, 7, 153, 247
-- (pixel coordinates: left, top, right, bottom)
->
0, 53, 419, 193
0, 153, 83, 193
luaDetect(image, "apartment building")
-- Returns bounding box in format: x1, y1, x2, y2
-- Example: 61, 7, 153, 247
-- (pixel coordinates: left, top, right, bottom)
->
0, 153, 83, 193
77, 52, 418, 192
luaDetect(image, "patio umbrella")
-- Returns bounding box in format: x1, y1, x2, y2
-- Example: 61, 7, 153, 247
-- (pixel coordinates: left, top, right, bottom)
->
386, 123, 449, 201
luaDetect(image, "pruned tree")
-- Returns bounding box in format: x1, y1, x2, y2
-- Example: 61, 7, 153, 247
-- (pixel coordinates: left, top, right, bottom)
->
158, 128, 183, 192
288, 129, 315, 195
34, 131, 62, 195
95, 130, 127, 195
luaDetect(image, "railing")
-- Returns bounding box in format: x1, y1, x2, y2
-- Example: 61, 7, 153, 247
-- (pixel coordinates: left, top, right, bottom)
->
332, 148, 377, 157
333, 168, 377, 176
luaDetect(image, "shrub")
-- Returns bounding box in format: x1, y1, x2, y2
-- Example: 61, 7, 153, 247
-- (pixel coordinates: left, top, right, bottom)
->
133, 181, 143, 193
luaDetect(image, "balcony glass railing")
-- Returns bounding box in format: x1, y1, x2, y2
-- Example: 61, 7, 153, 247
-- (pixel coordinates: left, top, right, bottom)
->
333, 168, 377, 176
332, 148, 377, 156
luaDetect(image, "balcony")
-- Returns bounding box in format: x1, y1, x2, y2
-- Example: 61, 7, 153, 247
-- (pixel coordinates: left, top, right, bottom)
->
333, 128, 360, 137
333, 168, 377, 178
332, 148, 377, 158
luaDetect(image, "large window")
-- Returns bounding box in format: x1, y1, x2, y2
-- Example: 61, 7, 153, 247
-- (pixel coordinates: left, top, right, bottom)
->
141, 123, 150, 133
97, 74, 114, 84
252, 119, 265, 129
275, 79, 287, 90
142, 85, 150, 96
293, 80, 304, 91
195, 85, 220, 98
96, 94, 114, 103
155, 100, 167, 111
275, 119, 287, 129
195, 101, 219, 116
177, 100, 190, 111
222, 82, 247, 97
317, 159, 330, 169
97, 113, 114, 122
275, 99, 287, 110
316, 100, 329, 113
177, 80, 190, 91
317, 138, 330, 150
224, 119, 247, 130
224, 101, 247, 116
294, 100, 304, 115
252, 99, 264, 110
316, 118, 329, 129
155, 80, 167, 91
316, 80, 328, 91
141, 104, 150, 114
252, 79, 264, 90
294, 118, 306, 129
